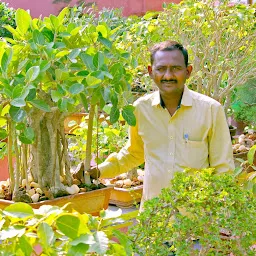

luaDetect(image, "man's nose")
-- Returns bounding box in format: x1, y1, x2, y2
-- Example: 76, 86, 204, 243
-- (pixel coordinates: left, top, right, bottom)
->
163, 68, 175, 79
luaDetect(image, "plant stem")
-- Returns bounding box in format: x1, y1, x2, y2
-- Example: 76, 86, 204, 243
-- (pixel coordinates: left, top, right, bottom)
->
83, 104, 96, 184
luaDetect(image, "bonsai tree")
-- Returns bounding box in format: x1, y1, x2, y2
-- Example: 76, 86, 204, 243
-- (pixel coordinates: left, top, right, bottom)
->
124, 0, 256, 112
0, 7, 135, 202
129, 168, 256, 255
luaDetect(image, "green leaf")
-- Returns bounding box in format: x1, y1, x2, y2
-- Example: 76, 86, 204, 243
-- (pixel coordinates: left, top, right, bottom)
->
110, 106, 120, 124
112, 229, 133, 256
89, 231, 108, 254
68, 83, 84, 95
79, 93, 89, 112
25, 66, 40, 83
110, 63, 124, 82
70, 234, 95, 246
253, 184, 256, 195
33, 29, 45, 45
9, 106, 26, 122
98, 36, 112, 49
3, 203, 34, 218
86, 76, 101, 87
80, 53, 95, 71
38, 223, 56, 248
68, 49, 81, 60
28, 99, 51, 112
67, 244, 89, 256
1, 52, 9, 73
122, 105, 136, 126
0, 128, 7, 140
110, 91, 118, 107
56, 214, 80, 239
51, 90, 62, 102
16, 9, 31, 34
96, 24, 108, 38
18, 235, 33, 256
10, 98, 26, 107
0, 225, 26, 240
40, 61, 51, 73
93, 52, 104, 69
56, 50, 70, 58
58, 6, 69, 21
102, 71, 113, 79
248, 145, 256, 165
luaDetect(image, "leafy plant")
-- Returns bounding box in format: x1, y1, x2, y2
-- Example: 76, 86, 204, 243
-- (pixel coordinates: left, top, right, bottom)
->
0, 2, 16, 39
124, 0, 256, 112
0, 202, 137, 255
231, 78, 256, 126
129, 168, 256, 255
234, 144, 256, 194
0, 7, 135, 202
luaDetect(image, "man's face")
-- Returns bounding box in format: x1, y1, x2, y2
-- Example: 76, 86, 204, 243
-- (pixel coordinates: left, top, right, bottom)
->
148, 50, 192, 96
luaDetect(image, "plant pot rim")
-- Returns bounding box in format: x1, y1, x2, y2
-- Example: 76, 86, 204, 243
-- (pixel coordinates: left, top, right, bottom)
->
0, 187, 112, 216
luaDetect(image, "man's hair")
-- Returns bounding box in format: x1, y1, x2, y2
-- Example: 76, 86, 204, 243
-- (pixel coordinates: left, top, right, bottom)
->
150, 40, 189, 67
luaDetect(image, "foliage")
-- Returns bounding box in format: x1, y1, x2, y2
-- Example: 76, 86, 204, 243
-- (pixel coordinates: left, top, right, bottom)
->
0, 2, 16, 38
0, 202, 137, 255
129, 168, 256, 255
123, 0, 256, 111
68, 118, 129, 166
231, 78, 256, 125
0, 7, 136, 200
234, 144, 256, 194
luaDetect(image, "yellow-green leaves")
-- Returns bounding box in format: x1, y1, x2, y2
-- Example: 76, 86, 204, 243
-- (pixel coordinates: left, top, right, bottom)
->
15, 9, 32, 34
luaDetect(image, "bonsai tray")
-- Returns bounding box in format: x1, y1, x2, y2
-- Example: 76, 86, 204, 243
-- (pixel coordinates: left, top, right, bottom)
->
109, 185, 143, 208
0, 187, 112, 216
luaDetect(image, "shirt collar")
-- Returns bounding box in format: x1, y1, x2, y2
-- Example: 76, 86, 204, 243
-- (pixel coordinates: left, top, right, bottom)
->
152, 86, 193, 108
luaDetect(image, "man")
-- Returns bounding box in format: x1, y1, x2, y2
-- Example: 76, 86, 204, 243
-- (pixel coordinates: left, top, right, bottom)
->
88, 40, 235, 204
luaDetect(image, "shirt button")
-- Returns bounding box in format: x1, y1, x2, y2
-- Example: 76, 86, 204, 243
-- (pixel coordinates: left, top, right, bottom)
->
170, 136, 173, 140
170, 152, 174, 156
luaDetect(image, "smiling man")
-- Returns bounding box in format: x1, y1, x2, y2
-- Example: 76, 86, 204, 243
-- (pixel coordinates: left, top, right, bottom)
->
88, 40, 235, 205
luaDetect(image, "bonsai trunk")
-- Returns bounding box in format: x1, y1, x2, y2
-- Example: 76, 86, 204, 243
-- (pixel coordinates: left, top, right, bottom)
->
83, 104, 96, 185
10, 108, 73, 199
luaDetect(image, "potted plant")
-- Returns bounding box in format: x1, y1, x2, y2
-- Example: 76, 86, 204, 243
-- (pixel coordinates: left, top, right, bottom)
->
68, 119, 144, 208
0, 6, 136, 214
129, 168, 256, 255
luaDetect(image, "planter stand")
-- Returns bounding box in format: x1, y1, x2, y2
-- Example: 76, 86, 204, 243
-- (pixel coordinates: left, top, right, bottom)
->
0, 187, 112, 216
109, 185, 143, 208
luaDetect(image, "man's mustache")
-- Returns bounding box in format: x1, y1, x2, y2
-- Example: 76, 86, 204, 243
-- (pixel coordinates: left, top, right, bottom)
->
161, 79, 177, 83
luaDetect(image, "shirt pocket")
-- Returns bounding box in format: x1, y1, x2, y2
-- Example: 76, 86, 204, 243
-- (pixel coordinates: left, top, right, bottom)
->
180, 140, 208, 169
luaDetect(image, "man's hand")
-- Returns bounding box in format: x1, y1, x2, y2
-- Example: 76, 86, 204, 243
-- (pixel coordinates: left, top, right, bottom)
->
86, 166, 101, 180
72, 162, 101, 181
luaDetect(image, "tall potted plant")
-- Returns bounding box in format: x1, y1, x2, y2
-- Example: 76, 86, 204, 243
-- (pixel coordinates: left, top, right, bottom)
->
0, 6, 136, 214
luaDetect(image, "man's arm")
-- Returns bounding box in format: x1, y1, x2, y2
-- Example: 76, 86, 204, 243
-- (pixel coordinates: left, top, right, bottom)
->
208, 104, 235, 173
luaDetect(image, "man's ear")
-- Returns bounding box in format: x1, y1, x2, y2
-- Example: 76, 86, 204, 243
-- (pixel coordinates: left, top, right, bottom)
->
148, 65, 153, 77
186, 65, 193, 78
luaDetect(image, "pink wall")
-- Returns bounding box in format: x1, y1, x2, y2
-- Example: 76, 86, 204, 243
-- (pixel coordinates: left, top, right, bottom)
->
4, 0, 181, 18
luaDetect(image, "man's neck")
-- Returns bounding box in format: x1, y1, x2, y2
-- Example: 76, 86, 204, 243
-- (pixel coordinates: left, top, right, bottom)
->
160, 92, 183, 109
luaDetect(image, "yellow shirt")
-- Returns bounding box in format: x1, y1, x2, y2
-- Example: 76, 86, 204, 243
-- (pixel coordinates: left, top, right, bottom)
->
99, 86, 235, 202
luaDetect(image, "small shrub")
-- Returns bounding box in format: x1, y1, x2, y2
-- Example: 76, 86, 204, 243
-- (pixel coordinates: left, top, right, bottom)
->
129, 168, 256, 255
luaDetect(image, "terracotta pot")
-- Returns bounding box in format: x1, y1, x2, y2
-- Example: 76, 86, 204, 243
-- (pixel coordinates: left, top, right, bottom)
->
0, 187, 112, 216
0, 156, 10, 181
109, 185, 143, 208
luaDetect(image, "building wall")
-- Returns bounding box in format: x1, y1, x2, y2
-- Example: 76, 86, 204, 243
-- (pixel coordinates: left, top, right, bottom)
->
5, 0, 181, 18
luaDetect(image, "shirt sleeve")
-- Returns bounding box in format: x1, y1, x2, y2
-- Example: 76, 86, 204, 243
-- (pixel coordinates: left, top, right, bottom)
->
208, 104, 235, 173
98, 107, 145, 178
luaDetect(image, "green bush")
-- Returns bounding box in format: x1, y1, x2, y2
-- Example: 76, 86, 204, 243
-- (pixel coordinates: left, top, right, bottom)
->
0, 203, 136, 255
129, 169, 256, 255
232, 79, 256, 125
0, 2, 16, 38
